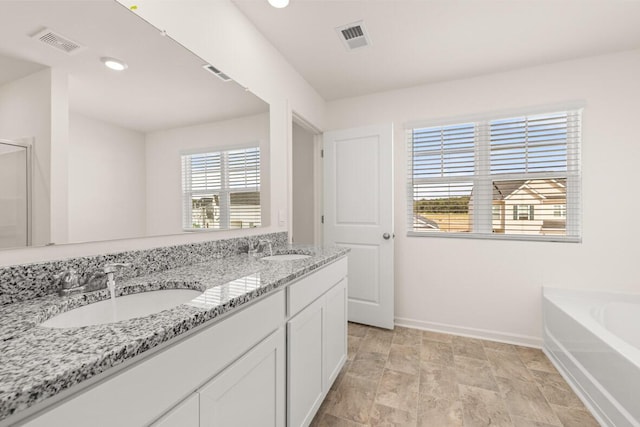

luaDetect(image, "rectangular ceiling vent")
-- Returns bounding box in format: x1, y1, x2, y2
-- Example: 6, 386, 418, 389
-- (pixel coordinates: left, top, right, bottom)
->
203, 64, 232, 82
31, 28, 84, 55
336, 21, 371, 51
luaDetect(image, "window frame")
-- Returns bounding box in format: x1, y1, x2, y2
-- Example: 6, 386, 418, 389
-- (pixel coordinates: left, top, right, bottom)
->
181, 144, 261, 231
406, 104, 582, 243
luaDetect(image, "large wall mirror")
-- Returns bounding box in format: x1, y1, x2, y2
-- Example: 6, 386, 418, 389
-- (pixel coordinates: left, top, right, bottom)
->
0, 1, 269, 250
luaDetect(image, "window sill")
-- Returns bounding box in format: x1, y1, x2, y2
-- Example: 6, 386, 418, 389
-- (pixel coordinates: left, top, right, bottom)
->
406, 231, 581, 243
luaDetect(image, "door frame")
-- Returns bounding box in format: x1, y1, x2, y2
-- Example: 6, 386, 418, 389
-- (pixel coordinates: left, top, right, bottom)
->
291, 112, 323, 246
0, 138, 33, 247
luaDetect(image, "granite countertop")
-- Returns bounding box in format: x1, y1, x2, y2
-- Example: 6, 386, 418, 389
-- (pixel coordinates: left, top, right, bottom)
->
0, 245, 348, 422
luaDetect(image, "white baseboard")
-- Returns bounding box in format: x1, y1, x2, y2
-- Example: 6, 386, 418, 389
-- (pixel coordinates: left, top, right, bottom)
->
394, 316, 543, 348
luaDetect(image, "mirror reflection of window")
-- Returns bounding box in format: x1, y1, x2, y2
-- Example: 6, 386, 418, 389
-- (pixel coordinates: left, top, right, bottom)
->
182, 147, 260, 230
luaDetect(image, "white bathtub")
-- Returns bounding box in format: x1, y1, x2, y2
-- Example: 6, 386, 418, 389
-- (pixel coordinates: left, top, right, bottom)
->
543, 287, 640, 427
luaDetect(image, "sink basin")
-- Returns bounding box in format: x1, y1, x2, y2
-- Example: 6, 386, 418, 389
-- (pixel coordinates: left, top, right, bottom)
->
261, 254, 311, 261
40, 289, 202, 328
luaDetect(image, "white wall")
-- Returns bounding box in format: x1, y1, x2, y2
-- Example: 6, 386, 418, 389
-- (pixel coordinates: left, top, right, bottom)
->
0, 69, 52, 247
326, 49, 640, 345
292, 123, 315, 244
145, 113, 269, 236
68, 112, 146, 243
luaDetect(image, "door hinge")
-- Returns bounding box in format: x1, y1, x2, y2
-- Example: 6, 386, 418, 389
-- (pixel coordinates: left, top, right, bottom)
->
320, 149, 324, 158
321, 215, 324, 224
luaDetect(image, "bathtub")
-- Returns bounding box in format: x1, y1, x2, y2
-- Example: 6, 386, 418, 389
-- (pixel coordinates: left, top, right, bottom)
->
543, 287, 640, 427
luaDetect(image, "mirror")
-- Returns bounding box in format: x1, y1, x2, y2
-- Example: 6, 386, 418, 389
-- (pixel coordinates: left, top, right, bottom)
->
0, 1, 269, 250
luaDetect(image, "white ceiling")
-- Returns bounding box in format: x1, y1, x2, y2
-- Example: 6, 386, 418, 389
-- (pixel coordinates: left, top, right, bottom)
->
0, 1, 268, 133
233, 0, 640, 101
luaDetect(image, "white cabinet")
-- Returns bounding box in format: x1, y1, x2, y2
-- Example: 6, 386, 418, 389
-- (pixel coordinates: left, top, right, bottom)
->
288, 297, 325, 427
152, 394, 199, 427
323, 278, 348, 389
199, 328, 286, 427
287, 261, 348, 427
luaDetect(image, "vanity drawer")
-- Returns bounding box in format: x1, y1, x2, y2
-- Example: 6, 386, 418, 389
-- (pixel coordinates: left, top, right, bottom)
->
287, 257, 347, 317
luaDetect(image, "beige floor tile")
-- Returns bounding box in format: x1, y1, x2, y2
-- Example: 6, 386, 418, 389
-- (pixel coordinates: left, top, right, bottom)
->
311, 389, 338, 426
419, 360, 459, 401
515, 347, 557, 373
393, 326, 423, 347
482, 340, 519, 354
360, 332, 394, 356
316, 413, 369, 427
454, 355, 499, 392
496, 377, 561, 426
422, 330, 454, 344
452, 336, 488, 361
550, 404, 600, 427
331, 361, 351, 392
375, 369, 419, 412
420, 340, 454, 365
368, 327, 396, 340
349, 351, 387, 381
458, 384, 513, 427
348, 336, 363, 361
417, 394, 463, 427
486, 349, 534, 382
348, 322, 370, 338
510, 416, 560, 427
369, 403, 417, 427
326, 373, 378, 424
530, 370, 584, 409
386, 344, 421, 375
322, 325, 597, 427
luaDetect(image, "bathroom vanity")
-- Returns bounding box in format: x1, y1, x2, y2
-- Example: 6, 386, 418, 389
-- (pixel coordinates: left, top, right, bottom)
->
0, 241, 348, 427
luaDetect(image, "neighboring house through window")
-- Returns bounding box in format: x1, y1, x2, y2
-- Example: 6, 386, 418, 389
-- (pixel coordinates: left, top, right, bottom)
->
181, 146, 260, 230
407, 108, 581, 241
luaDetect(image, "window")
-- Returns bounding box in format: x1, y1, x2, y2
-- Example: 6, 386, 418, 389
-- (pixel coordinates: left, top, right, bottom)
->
408, 108, 581, 241
513, 205, 534, 221
182, 147, 260, 230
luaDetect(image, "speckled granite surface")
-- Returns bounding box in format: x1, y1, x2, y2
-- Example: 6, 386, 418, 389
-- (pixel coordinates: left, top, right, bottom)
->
0, 232, 288, 306
0, 244, 348, 423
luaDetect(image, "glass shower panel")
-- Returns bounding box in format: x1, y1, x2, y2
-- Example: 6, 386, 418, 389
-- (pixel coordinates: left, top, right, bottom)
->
0, 141, 29, 248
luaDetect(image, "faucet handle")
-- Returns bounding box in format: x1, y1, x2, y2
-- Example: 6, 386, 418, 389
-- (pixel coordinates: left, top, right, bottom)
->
55, 268, 80, 289
103, 263, 131, 274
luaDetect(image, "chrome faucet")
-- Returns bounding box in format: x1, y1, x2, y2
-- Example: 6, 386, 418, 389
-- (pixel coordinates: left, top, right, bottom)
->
259, 240, 273, 257
248, 239, 273, 257
55, 263, 131, 297
56, 268, 82, 296
103, 263, 131, 293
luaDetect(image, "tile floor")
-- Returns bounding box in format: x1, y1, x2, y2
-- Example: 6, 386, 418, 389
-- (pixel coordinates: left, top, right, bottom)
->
310, 323, 600, 427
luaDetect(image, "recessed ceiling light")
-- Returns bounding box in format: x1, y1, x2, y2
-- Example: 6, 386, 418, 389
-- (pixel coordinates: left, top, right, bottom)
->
268, 0, 289, 8
100, 57, 128, 71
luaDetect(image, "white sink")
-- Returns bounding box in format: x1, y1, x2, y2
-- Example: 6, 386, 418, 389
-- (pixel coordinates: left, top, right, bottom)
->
40, 289, 202, 328
261, 254, 311, 261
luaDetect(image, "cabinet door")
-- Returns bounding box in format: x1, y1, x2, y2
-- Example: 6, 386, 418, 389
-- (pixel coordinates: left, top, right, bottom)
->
199, 328, 285, 427
287, 297, 324, 427
323, 278, 348, 390
152, 393, 199, 427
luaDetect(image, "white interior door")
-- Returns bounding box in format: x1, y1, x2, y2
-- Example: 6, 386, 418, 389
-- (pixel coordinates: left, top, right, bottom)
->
323, 124, 394, 329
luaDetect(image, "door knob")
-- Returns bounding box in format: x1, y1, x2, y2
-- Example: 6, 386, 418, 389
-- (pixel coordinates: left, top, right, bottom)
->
383, 233, 391, 240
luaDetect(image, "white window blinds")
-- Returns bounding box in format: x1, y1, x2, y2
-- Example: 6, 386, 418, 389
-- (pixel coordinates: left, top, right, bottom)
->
408, 108, 581, 241
182, 147, 260, 230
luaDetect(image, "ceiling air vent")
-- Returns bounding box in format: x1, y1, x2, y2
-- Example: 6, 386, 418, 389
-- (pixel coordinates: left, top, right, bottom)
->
336, 21, 371, 51
203, 64, 232, 82
31, 28, 84, 55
